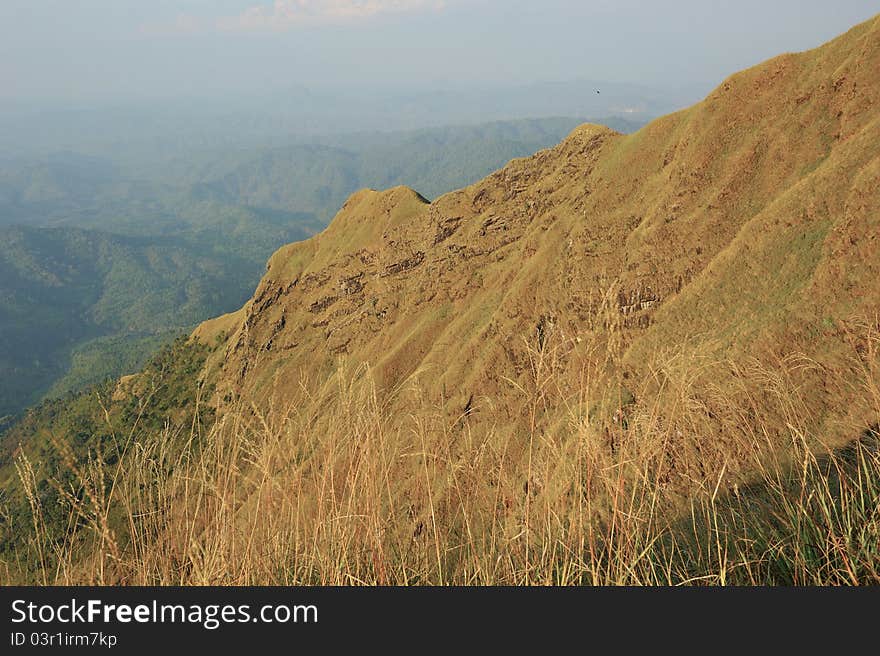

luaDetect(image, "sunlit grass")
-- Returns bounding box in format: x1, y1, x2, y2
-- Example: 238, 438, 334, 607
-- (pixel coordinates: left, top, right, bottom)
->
4, 319, 879, 586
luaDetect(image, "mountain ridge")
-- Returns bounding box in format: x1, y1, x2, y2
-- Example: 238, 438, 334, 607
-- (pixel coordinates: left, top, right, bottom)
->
2, 117, 619, 418
192, 13, 880, 464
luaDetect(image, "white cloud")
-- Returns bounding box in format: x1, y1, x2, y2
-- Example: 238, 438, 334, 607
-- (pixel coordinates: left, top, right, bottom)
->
216, 0, 446, 31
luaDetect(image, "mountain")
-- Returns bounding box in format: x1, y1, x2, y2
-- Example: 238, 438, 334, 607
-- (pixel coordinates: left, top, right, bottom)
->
3, 117, 635, 233
0, 81, 679, 159
0, 152, 118, 218
184, 117, 644, 219
0, 224, 273, 417
0, 201, 321, 417
2, 16, 879, 584
200, 14, 879, 446
1, 118, 631, 418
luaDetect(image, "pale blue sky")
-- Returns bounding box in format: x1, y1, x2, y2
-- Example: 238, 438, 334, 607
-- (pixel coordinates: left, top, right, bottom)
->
2, 1, 878, 107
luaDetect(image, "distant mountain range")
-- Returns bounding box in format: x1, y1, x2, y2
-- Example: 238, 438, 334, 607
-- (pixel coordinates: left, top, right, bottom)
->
0, 79, 687, 157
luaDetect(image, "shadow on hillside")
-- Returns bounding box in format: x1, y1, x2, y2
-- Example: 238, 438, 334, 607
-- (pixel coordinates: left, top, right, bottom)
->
660, 424, 880, 585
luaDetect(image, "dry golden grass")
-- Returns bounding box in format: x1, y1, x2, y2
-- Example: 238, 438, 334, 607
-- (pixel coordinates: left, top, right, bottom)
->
4, 16, 880, 587
8, 318, 879, 586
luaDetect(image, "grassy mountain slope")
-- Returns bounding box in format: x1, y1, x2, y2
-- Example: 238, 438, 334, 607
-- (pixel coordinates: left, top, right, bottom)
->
200, 15, 879, 454
2, 18, 879, 584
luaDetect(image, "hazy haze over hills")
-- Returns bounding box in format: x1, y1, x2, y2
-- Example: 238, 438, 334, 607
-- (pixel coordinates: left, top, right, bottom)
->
2, 1, 878, 157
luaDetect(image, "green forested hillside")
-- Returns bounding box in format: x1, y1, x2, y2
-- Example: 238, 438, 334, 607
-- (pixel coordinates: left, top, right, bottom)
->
0, 337, 212, 568
0, 225, 275, 417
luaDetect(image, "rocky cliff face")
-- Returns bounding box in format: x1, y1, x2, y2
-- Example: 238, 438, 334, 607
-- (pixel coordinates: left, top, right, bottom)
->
194, 14, 880, 445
